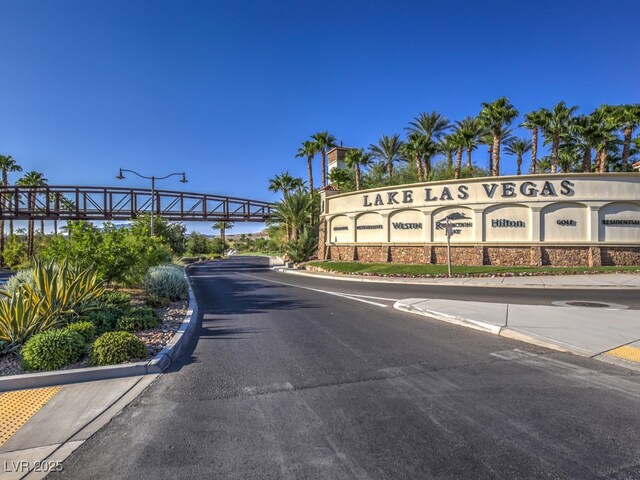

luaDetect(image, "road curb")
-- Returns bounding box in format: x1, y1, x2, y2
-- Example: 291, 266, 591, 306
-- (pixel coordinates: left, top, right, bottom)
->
393, 301, 503, 335
274, 267, 640, 290
0, 272, 199, 392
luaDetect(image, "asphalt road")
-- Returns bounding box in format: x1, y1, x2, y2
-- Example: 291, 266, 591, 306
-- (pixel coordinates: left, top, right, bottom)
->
52, 257, 640, 479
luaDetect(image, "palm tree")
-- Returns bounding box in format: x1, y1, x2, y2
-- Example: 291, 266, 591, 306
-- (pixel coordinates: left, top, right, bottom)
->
16, 170, 48, 256
368, 134, 405, 178
451, 132, 465, 179
268, 171, 304, 199
521, 109, 546, 174
504, 138, 532, 175
402, 133, 427, 181
311, 131, 337, 188
438, 134, 458, 170
557, 144, 580, 173
267, 189, 312, 241
212, 221, 234, 255
478, 97, 519, 176
0, 155, 22, 262
480, 126, 514, 175
611, 104, 640, 171
539, 102, 579, 173
295, 140, 319, 197
455, 117, 484, 169
406, 111, 450, 142
344, 148, 373, 191
328, 168, 350, 191
570, 115, 599, 172
590, 106, 619, 173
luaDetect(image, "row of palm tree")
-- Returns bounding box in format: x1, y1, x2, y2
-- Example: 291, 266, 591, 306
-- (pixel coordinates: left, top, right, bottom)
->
290, 100, 640, 194
0, 154, 50, 259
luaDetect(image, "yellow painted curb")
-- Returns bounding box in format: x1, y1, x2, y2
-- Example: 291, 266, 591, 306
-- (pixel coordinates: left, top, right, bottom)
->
0, 386, 61, 447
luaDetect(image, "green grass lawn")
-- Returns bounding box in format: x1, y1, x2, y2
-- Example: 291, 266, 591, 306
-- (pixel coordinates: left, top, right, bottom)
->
306, 261, 640, 277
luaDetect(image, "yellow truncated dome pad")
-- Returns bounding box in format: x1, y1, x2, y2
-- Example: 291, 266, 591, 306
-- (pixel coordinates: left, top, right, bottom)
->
605, 345, 640, 363
0, 386, 61, 446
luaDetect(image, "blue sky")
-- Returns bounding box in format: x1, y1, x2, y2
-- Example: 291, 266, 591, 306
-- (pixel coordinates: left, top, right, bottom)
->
1, 0, 638, 234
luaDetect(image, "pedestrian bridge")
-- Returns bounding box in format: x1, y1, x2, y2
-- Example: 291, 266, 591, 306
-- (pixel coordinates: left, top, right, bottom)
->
0, 186, 274, 222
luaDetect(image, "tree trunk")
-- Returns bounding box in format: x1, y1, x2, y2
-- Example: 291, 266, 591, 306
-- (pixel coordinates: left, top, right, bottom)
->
424, 156, 431, 182
583, 148, 592, 173
446, 152, 453, 170
466, 148, 472, 169
221, 226, 226, 255
321, 151, 327, 187
307, 156, 314, 196
487, 144, 493, 175
491, 130, 500, 176
41, 219, 45, 235
530, 128, 538, 174
54, 220, 58, 235
599, 145, 608, 173
621, 126, 632, 172
388, 158, 393, 178
415, 154, 424, 182
355, 165, 361, 191
454, 147, 463, 179
551, 135, 559, 173
517, 154, 522, 175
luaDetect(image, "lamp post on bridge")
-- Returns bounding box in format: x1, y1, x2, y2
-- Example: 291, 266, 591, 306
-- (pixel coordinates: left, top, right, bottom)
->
116, 168, 188, 236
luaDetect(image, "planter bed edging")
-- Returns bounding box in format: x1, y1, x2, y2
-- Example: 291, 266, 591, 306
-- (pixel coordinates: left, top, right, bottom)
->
0, 271, 199, 392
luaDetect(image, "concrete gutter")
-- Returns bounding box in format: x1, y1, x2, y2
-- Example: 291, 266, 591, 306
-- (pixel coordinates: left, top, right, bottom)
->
0, 272, 199, 392
274, 267, 640, 290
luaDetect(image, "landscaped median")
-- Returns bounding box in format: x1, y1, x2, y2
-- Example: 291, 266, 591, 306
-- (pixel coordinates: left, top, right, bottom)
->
305, 261, 640, 278
0, 262, 198, 392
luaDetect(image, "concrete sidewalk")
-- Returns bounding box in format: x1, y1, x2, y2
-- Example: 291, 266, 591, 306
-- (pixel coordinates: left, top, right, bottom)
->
395, 298, 640, 370
276, 267, 640, 289
0, 375, 157, 479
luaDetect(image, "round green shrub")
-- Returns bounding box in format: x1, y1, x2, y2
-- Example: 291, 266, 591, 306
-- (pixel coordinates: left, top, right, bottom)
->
21, 329, 85, 371
115, 306, 159, 332
143, 265, 188, 301
92, 331, 148, 366
101, 290, 132, 308
146, 295, 171, 309
64, 321, 96, 344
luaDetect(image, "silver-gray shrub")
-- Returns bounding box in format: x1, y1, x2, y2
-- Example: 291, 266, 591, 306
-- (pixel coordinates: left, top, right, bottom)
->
143, 265, 188, 301
4, 269, 37, 294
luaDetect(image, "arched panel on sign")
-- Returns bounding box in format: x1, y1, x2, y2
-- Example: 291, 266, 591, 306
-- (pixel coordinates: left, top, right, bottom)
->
329, 215, 351, 243
484, 204, 531, 242
432, 207, 474, 242
598, 202, 640, 242
355, 212, 385, 243
389, 209, 425, 243
541, 202, 588, 242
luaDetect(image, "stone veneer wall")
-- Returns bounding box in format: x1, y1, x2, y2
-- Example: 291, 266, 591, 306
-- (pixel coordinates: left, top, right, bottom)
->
323, 245, 640, 266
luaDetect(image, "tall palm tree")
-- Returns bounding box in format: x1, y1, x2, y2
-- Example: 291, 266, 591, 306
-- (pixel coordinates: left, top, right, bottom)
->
268, 171, 304, 199
267, 189, 312, 241
455, 116, 484, 169
212, 221, 234, 255
478, 97, 519, 177
504, 138, 532, 176
557, 144, 580, 173
480, 126, 514, 175
368, 134, 405, 178
438, 134, 458, 170
344, 149, 373, 191
611, 104, 640, 171
451, 132, 465, 179
521, 109, 546, 174
16, 170, 48, 256
0, 155, 22, 262
295, 140, 319, 197
406, 111, 450, 142
539, 101, 579, 173
570, 115, 599, 172
311, 131, 337, 187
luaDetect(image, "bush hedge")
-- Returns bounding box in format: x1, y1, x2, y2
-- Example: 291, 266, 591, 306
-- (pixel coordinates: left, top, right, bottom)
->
101, 290, 132, 308
21, 329, 85, 371
80, 306, 126, 334
143, 265, 188, 301
92, 331, 147, 366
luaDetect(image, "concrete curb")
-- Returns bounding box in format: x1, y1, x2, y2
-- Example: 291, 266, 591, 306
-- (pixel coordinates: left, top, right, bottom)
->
275, 267, 640, 290
0, 272, 199, 392
393, 301, 503, 335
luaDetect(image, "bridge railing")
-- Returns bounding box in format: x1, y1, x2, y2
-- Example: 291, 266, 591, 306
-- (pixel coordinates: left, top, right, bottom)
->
0, 186, 274, 222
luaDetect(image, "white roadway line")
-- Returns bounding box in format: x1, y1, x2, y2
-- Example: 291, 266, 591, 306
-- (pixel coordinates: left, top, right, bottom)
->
237, 273, 395, 308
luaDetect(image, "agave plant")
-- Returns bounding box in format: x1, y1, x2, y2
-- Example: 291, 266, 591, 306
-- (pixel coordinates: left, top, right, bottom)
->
0, 289, 51, 352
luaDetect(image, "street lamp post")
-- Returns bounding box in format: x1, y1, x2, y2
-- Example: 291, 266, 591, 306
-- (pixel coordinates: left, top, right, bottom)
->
116, 168, 188, 236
